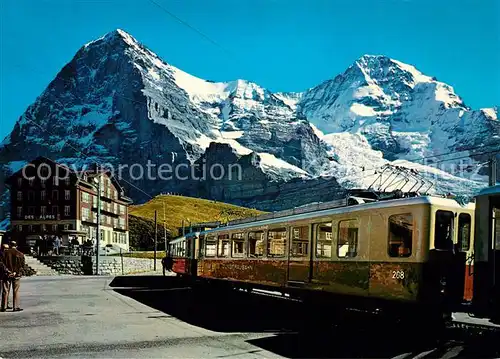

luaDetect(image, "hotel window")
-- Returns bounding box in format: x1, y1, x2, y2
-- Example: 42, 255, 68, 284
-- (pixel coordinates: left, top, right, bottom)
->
64, 205, 70, 216
52, 206, 58, 215
17, 225, 22, 232
17, 178, 22, 186
28, 206, 35, 215
52, 190, 59, 200
40, 165, 49, 177
16, 207, 22, 218
113, 232, 117, 243
28, 225, 33, 232
81, 207, 88, 221
41, 224, 46, 232
41, 206, 47, 216
17, 191, 22, 201
40, 190, 46, 201
65, 190, 70, 200
28, 191, 35, 201
52, 224, 57, 232
29, 177, 34, 186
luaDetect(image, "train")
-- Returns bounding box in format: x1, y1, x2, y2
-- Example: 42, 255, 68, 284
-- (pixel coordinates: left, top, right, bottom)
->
166, 187, 500, 326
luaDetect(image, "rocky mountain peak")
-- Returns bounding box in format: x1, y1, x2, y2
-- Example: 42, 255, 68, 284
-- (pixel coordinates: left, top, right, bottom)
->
0, 30, 496, 217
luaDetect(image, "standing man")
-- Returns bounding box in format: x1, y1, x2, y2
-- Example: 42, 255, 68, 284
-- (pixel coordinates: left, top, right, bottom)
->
0, 243, 12, 310
53, 235, 61, 256
1, 241, 25, 312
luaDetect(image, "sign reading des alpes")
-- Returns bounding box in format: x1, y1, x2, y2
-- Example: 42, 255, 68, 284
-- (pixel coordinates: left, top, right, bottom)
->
24, 214, 56, 220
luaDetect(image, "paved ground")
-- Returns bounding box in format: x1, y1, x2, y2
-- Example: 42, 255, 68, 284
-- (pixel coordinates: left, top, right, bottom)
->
0, 276, 281, 358
1, 275, 499, 358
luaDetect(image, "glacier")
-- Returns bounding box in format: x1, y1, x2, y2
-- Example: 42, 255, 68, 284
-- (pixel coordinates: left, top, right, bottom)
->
0, 29, 498, 215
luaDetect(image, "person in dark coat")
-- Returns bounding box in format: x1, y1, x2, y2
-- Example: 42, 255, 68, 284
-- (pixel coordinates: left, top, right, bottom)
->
0, 243, 12, 310
162, 251, 173, 276
1, 241, 25, 312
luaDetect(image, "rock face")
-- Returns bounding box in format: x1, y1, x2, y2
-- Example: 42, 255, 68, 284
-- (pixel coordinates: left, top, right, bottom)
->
0, 30, 498, 216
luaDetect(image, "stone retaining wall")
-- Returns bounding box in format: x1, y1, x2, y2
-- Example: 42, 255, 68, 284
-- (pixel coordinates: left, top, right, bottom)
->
39, 256, 163, 275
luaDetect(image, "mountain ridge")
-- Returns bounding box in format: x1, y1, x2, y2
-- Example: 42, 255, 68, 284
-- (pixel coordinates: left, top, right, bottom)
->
0, 28, 498, 216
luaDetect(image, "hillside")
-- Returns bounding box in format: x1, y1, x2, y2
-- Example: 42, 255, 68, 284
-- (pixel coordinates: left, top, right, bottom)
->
129, 194, 265, 235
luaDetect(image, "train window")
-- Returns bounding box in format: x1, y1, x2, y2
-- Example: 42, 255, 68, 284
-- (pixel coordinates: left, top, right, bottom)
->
248, 231, 265, 257
205, 234, 216, 257
337, 220, 359, 258
458, 213, 471, 252
434, 210, 454, 250
217, 234, 230, 257
232, 233, 245, 257
388, 214, 413, 257
291, 226, 309, 257
198, 234, 205, 257
268, 228, 287, 257
315, 222, 332, 258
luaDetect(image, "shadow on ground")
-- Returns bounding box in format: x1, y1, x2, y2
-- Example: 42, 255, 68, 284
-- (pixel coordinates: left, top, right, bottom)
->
110, 276, 500, 358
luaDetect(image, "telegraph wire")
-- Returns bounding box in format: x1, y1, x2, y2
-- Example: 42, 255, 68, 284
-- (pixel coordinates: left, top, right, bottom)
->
346, 143, 500, 178
146, 0, 232, 55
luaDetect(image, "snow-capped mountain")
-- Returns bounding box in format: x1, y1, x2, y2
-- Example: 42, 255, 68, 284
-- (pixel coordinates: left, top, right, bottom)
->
0, 29, 497, 214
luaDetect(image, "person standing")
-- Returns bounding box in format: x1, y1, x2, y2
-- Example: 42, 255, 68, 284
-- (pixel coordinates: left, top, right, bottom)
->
53, 236, 61, 256
1, 241, 25, 312
0, 243, 12, 310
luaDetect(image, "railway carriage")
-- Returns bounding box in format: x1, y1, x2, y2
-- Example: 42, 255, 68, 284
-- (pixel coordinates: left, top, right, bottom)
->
169, 193, 477, 323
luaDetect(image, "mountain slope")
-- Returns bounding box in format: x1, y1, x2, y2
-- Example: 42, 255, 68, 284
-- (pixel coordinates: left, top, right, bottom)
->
130, 194, 265, 234
0, 29, 497, 216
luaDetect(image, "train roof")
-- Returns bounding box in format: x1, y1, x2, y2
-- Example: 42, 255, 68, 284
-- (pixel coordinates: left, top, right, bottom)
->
478, 185, 500, 197
170, 195, 474, 240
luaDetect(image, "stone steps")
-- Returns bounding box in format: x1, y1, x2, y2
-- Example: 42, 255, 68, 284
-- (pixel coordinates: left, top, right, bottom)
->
24, 255, 60, 276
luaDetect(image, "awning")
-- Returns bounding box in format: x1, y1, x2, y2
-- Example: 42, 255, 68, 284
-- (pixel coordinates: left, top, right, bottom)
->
61, 230, 87, 235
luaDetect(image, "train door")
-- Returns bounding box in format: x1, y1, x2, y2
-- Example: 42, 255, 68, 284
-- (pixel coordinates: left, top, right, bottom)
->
189, 234, 198, 276
287, 224, 312, 285
492, 207, 500, 312
430, 209, 467, 309
457, 213, 474, 301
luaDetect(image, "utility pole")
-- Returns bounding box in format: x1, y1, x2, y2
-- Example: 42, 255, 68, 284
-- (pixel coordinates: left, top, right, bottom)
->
154, 210, 157, 271
489, 156, 497, 186
94, 167, 101, 275
163, 200, 167, 252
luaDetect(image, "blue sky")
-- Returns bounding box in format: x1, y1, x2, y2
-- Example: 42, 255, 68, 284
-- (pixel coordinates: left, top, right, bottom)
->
1, 0, 498, 140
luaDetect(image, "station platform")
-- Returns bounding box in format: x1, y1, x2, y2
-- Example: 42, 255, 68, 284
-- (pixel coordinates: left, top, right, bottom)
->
452, 312, 500, 330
